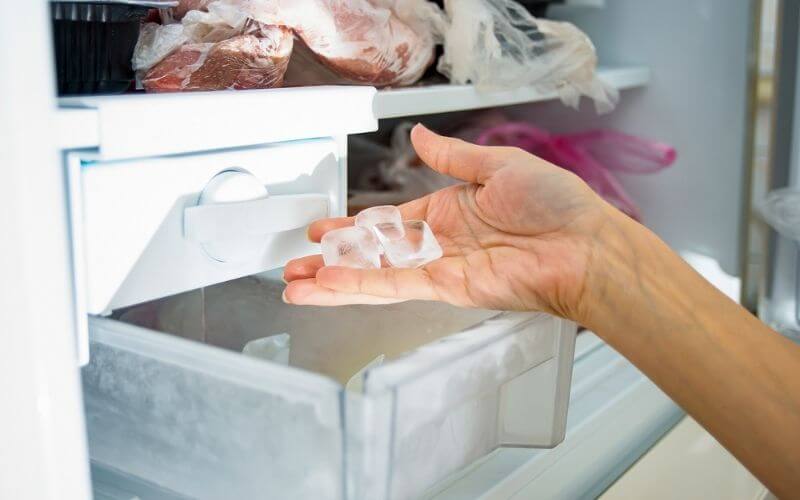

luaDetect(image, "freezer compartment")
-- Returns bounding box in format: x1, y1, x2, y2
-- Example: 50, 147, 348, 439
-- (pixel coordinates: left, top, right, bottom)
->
83, 271, 576, 500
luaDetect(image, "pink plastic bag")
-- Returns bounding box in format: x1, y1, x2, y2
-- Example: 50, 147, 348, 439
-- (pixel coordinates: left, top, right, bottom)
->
476, 123, 676, 220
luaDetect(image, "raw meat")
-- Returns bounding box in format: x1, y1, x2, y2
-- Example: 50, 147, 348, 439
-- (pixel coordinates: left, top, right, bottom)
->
142, 24, 293, 91
215, 0, 437, 87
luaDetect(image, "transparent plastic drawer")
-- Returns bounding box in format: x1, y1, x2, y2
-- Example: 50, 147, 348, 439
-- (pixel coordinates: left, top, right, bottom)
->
83, 271, 576, 500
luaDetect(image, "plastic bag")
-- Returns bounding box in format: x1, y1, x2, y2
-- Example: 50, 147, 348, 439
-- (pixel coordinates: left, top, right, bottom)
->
140, 22, 293, 91
225, 0, 437, 87
140, 0, 437, 89
434, 0, 617, 112
349, 122, 459, 210
476, 122, 676, 220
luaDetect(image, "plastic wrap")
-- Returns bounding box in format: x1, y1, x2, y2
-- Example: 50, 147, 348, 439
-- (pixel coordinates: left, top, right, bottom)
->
476, 122, 676, 220
140, 23, 293, 91
137, 0, 436, 90
349, 122, 459, 211
434, 0, 617, 112
222, 0, 437, 87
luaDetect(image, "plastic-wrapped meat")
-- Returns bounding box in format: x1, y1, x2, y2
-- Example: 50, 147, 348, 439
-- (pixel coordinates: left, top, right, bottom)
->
283, 0, 436, 87
142, 25, 293, 91
212, 0, 437, 87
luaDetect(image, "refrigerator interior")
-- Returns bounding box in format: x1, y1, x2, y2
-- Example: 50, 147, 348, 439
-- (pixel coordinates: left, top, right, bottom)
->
3, 0, 762, 499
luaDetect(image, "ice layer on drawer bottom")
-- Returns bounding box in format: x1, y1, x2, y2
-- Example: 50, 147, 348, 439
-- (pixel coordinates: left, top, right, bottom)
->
84, 269, 576, 500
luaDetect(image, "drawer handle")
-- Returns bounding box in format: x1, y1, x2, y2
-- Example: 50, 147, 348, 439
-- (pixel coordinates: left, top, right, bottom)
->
183, 193, 329, 244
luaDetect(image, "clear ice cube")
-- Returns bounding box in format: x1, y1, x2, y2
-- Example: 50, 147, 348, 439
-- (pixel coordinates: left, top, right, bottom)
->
321, 226, 381, 269
355, 205, 405, 254
374, 220, 443, 268
355, 205, 405, 237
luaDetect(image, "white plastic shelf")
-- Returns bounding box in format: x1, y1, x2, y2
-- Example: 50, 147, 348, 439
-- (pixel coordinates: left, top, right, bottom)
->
56, 66, 650, 157
373, 65, 651, 119
58, 86, 378, 160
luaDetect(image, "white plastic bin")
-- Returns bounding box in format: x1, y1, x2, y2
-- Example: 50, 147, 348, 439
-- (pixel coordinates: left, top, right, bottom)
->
82, 272, 576, 500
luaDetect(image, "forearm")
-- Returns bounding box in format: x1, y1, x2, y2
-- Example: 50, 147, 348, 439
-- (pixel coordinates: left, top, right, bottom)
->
583, 210, 800, 498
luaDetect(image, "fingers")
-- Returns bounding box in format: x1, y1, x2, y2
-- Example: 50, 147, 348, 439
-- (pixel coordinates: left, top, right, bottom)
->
315, 266, 440, 302
283, 278, 406, 306
411, 123, 502, 185
284, 254, 324, 282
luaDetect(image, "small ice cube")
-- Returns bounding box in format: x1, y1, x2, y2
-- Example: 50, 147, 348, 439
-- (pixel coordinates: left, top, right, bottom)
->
242, 333, 291, 364
355, 205, 405, 237
373, 220, 443, 268
355, 205, 404, 254
321, 226, 381, 269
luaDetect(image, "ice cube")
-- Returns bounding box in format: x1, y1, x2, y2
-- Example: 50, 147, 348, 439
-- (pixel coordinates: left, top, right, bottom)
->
355, 205, 405, 238
321, 226, 381, 269
373, 220, 443, 268
355, 205, 404, 254
242, 333, 291, 364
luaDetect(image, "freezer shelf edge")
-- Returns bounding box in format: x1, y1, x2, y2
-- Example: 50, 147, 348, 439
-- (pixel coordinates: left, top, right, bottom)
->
56, 85, 378, 159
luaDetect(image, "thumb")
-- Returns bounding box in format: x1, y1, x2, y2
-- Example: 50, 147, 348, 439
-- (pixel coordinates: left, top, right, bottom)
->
411, 124, 503, 185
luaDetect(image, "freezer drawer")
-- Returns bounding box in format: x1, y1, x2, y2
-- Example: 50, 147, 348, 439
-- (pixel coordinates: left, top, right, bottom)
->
68, 138, 344, 316
82, 272, 576, 500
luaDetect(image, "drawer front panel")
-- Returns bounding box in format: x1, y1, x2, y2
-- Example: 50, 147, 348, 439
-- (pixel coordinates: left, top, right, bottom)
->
70, 139, 343, 314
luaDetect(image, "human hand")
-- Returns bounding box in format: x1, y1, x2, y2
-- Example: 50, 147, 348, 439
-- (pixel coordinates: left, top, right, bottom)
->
283, 124, 621, 323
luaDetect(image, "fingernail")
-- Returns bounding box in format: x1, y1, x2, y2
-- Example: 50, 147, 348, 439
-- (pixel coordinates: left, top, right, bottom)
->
281, 275, 289, 284
281, 289, 291, 304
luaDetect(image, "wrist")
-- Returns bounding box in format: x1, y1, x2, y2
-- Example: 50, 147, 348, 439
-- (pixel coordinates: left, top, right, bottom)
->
576, 206, 665, 331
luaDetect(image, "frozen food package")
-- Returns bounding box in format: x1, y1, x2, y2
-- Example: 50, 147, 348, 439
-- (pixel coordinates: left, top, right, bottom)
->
434, 0, 618, 112
234, 0, 437, 87
141, 23, 293, 91
136, 0, 437, 91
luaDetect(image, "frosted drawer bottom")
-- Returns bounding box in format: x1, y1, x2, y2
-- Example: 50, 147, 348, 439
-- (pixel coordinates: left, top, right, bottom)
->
83, 272, 577, 500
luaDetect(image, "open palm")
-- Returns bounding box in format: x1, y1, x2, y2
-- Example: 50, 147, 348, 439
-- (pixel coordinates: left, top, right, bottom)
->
283, 124, 614, 319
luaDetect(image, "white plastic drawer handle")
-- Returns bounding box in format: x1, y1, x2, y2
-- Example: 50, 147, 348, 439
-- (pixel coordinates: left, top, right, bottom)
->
183, 193, 329, 243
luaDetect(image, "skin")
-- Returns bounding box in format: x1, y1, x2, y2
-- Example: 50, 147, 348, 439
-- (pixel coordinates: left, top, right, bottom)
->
283, 124, 800, 498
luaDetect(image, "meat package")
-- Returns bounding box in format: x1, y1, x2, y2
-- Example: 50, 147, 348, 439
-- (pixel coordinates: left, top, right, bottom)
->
134, 0, 436, 91
133, 0, 614, 113
141, 23, 293, 91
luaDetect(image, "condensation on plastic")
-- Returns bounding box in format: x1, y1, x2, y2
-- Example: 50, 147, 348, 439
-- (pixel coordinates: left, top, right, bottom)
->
433, 0, 618, 112
477, 122, 676, 220
758, 188, 800, 241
